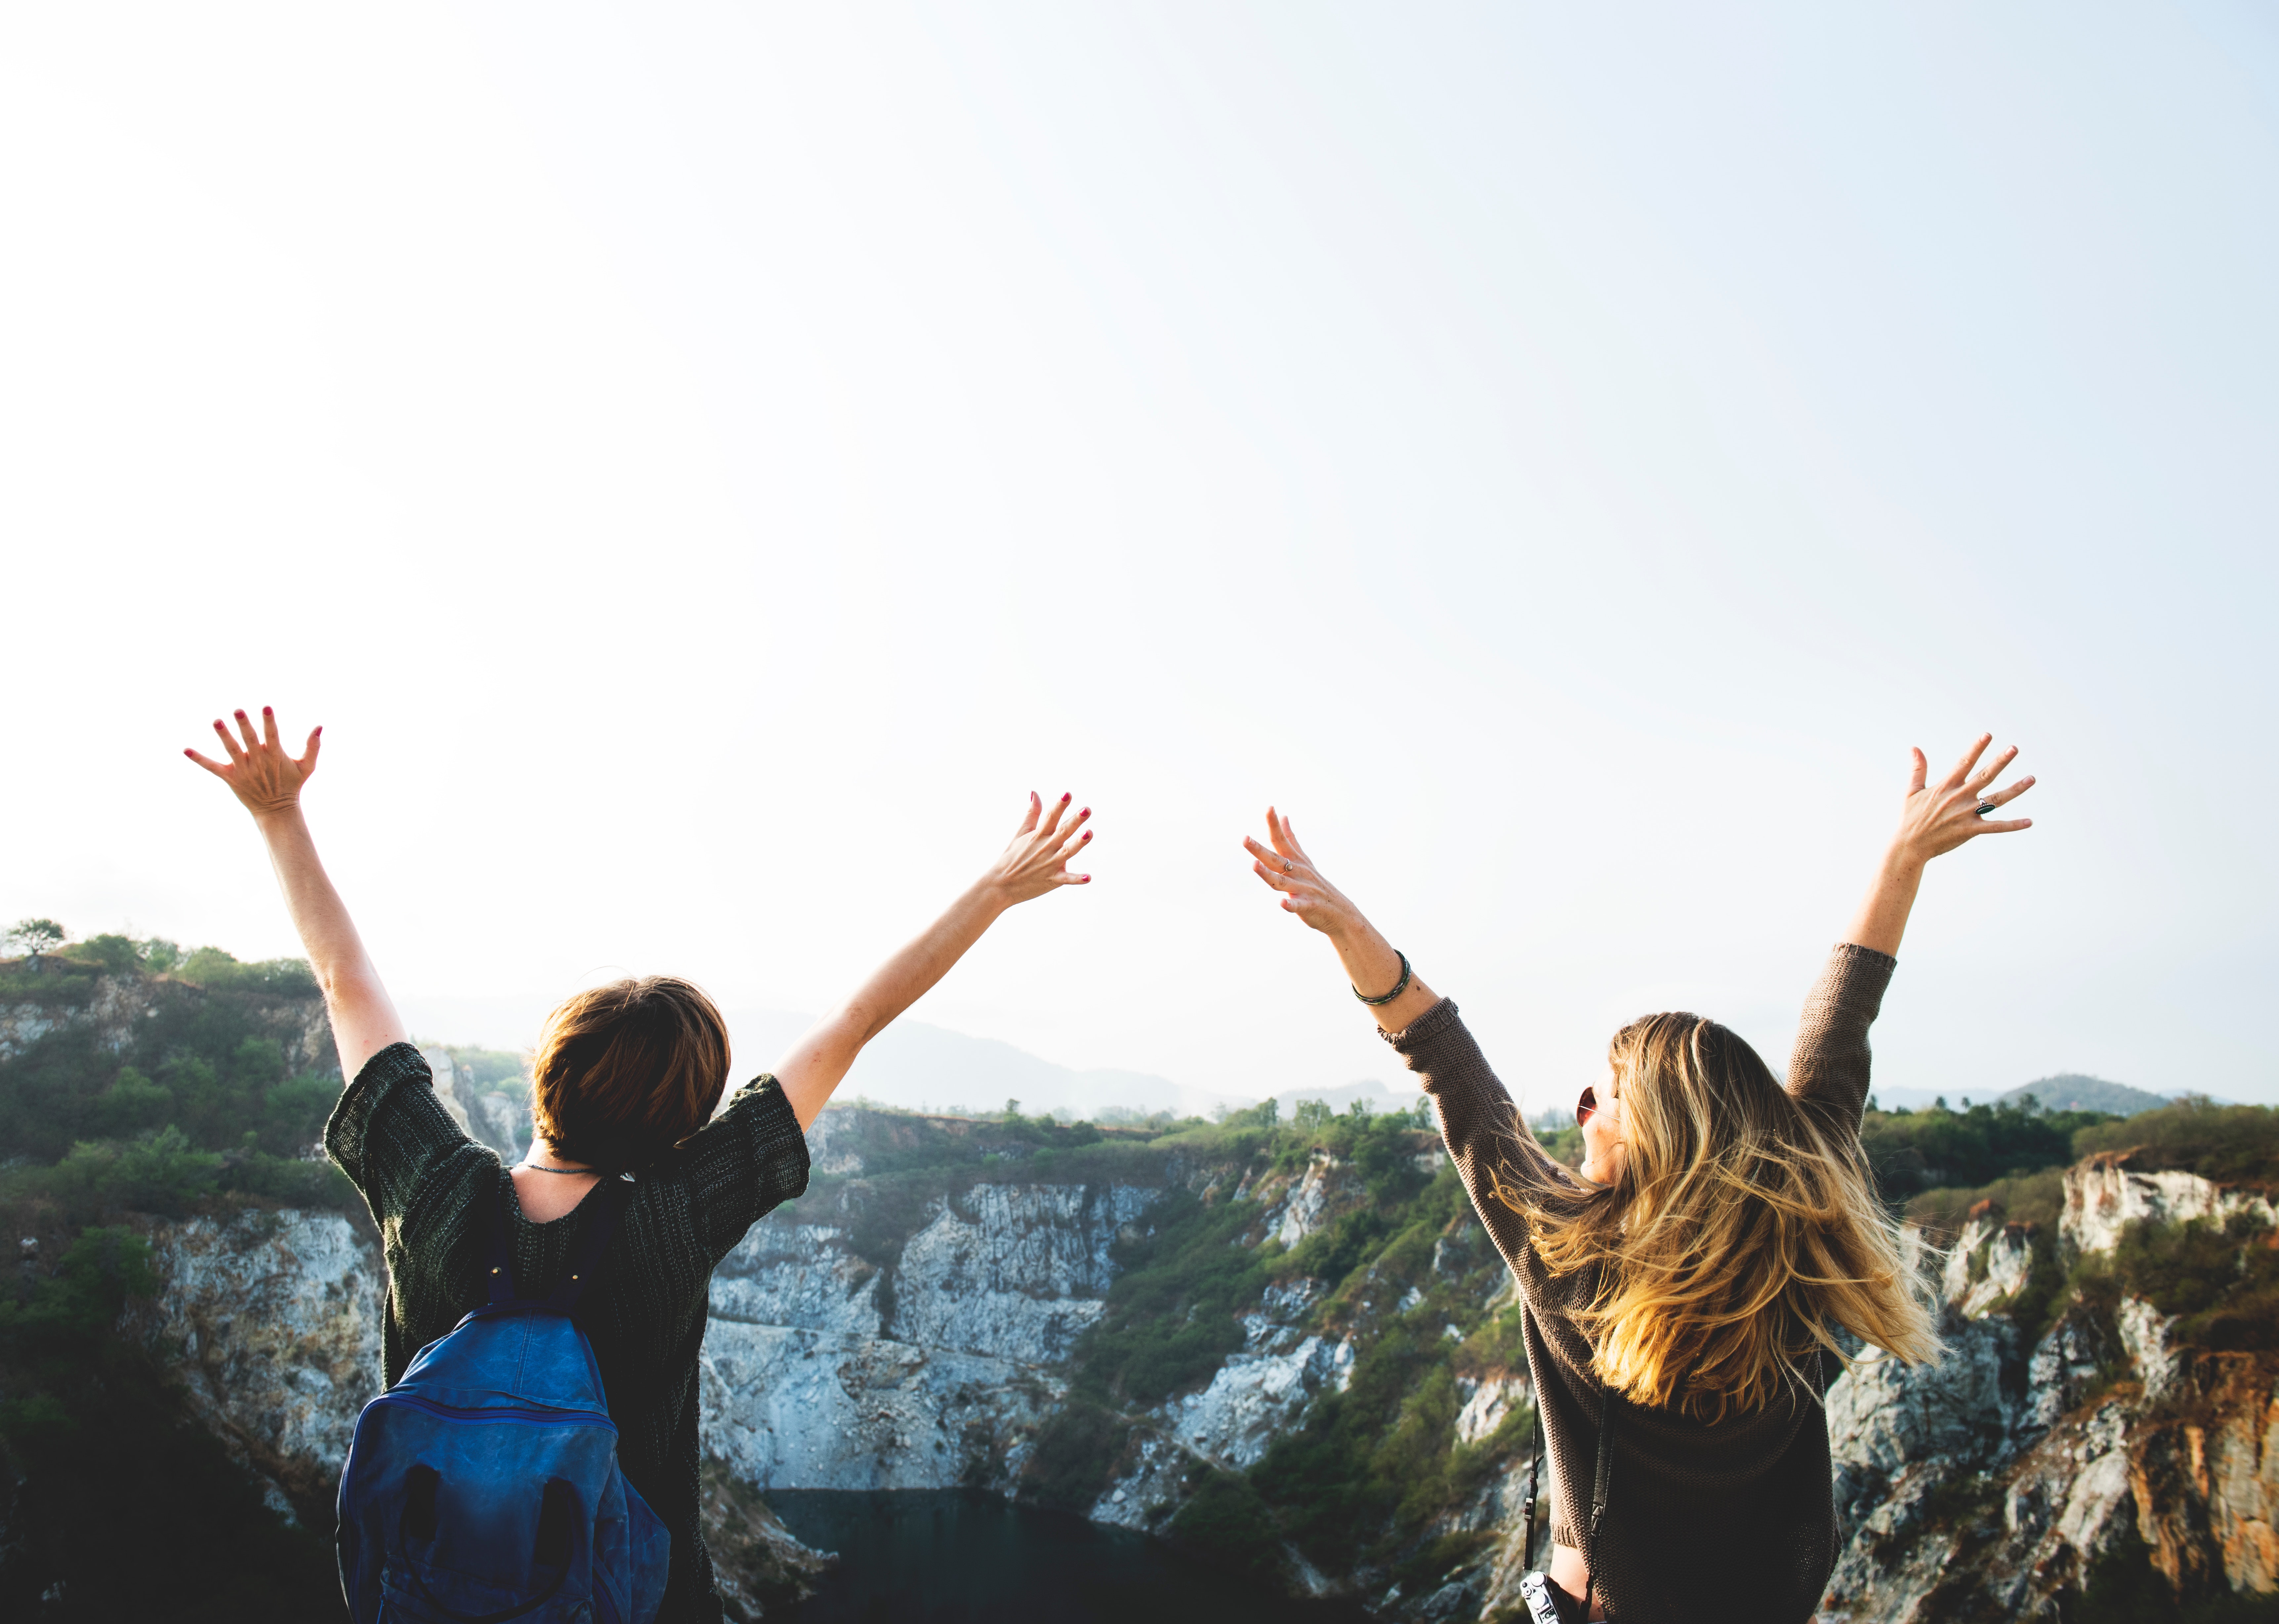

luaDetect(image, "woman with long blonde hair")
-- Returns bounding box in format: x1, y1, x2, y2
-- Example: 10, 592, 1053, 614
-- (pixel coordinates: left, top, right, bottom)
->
1242, 735, 2036, 1623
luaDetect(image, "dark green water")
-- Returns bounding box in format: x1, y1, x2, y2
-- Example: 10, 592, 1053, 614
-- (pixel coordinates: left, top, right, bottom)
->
769, 1489, 1372, 1624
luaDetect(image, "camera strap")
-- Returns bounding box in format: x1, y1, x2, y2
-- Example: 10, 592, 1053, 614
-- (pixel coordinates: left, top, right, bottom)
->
1520, 1374, 1615, 1622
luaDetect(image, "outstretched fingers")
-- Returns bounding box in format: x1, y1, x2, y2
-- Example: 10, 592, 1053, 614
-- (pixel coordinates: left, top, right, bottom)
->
1981, 773, 2036, 810
1941, 733, 1993, 791
212, 717, 247, 763
184, 747, 231, 779
298, 726, 323, 776
1273, 809, 1314, 866
1243, 834, 1297, 887
1966, 745, 2020, 795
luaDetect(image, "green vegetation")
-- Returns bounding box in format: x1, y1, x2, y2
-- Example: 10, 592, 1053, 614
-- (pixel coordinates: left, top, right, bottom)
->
1899, 1097, 2279, 1364
0, 935, 350, 1619
2074, 1096, 2279, 1190
0, 936, 353, 1222
1862, 1096, 2120, 1203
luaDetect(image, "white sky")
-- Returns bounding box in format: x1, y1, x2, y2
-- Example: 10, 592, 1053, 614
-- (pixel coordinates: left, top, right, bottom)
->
5, 4, 2274, 1110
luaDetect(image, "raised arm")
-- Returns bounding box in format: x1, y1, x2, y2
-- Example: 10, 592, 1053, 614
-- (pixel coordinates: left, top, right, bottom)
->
186, 707, 407, 1082
1240, 808, 1587, 1298
1842, 733, 2034, 957
771, 792, 1096, 1130
1242, 808, 1441, 1035
1791, 733, 2037, 1119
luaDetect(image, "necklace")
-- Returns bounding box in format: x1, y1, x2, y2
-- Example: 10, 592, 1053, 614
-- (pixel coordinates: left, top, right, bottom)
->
517, 1161, 597, 1176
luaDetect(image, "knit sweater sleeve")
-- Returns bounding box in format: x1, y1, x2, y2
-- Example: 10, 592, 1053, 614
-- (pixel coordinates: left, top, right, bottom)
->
1784, 943, 1897, 1134
1383, 998, 1592, 1311
680, 1075, 811, 1265
324, 1040, 472, 1230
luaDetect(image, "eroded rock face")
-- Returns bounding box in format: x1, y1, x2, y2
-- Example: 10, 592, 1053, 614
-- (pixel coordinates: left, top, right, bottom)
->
1938, 1213, 2037, 1318
2063, 1155, 2276, 1254
699, 1178, 1162, 1493
134, 1207, 382, 1518
134, 1206, 833, 1606
1816, 1157, 2279, 1622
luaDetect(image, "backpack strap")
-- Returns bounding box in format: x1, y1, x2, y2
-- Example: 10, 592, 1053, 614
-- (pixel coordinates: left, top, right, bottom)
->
486, 1172, 635, 1311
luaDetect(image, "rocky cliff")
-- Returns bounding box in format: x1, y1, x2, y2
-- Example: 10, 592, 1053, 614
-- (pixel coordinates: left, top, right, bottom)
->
1816, 1152, 2279, 1622
5, 954, 2269, 1622
115, 1104, 2279, 1622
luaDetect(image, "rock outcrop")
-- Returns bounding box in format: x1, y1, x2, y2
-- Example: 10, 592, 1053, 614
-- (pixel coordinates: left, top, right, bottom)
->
1817, 1158, 2279, 1621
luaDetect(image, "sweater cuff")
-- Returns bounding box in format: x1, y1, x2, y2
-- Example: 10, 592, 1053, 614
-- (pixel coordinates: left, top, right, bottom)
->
1379, 996, 1461, 1052
1832, 941, 1897, 971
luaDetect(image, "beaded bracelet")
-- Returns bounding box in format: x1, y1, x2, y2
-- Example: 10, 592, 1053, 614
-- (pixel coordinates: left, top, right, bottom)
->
1353, 950, 1413, 1006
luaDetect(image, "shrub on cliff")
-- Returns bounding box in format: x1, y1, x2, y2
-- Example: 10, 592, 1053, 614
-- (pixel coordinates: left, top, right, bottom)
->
2072, 1097, 2279, 1191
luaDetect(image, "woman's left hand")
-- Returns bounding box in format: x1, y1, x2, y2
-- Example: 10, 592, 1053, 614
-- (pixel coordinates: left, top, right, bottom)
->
981, 792, 1096, 907
1244, 809, 1368, 943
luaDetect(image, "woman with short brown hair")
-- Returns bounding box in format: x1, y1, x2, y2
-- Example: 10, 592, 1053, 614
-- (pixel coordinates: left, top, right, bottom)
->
1242, 735, 2036, 1623
189, 705, 1098, 1623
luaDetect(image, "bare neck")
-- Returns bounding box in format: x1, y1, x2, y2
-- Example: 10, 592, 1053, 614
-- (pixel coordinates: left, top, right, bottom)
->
510, 1138, 600, 1225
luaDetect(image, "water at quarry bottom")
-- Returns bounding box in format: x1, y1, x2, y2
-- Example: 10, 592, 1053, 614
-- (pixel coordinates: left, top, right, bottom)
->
770, 1489, 1377, 1624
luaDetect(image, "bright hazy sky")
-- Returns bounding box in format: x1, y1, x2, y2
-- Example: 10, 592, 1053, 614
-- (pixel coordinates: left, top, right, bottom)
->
6, 5, 2275, 1110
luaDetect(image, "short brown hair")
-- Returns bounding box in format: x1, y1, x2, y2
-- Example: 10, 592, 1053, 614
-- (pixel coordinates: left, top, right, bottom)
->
529, 977, 731, 1171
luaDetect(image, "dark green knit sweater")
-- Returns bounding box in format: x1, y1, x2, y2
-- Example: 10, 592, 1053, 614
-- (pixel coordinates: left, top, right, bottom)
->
325, 1043, 811, 1624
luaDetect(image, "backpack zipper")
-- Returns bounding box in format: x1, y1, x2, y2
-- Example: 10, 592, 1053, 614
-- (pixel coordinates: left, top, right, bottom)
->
372, 1393, 617, 1432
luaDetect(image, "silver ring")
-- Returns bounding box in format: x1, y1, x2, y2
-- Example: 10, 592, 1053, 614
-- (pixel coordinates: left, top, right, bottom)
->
1974, 800, 1995, 817
1283, 859, 1296, 873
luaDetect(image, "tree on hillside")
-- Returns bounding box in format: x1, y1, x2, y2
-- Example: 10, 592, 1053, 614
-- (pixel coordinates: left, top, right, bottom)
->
7, 917, 67, 959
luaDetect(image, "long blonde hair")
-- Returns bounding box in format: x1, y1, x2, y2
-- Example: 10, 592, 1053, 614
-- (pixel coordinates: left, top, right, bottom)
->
1497, 1012, 1939, 1421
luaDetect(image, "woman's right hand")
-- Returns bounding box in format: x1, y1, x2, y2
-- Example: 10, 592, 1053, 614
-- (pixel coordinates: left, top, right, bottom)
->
1890, 734, 2035, 867
1844, 733, 2037, 958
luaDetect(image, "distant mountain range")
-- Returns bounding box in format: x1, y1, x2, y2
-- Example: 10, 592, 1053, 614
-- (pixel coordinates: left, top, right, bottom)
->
1869, 1074, 2185, 1116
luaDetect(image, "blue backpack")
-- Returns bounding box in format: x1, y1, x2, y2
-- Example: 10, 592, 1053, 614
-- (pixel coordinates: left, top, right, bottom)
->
336, 1176, 671, 1623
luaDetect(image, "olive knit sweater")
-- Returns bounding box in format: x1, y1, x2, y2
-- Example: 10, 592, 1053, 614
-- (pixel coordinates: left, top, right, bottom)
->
1385, 943, 1896, 1624
325, 1043, 811, 1624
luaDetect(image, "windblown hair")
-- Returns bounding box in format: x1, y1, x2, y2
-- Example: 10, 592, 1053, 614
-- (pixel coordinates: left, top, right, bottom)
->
1497, 1012, 1939, 1421
529, 976, 731, 1172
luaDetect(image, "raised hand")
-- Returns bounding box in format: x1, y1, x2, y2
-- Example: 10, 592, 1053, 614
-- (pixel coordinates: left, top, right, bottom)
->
1244, 808, 1365, 939
1244, 807, 1439, 1031
185, 706, 321, 820
983, 792, 1096, 905
1843, 733, 2037, 957
1892, 734, 2035, 864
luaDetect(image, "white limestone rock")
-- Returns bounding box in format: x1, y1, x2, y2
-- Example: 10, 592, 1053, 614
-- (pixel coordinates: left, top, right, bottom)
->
1455, 1371, 1528, 1447
1938, 1215, 2038, 1318
1160, 1335, 1355, 1470
136, 1207, 383, 1507
2064, 1158, 2275, 1256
